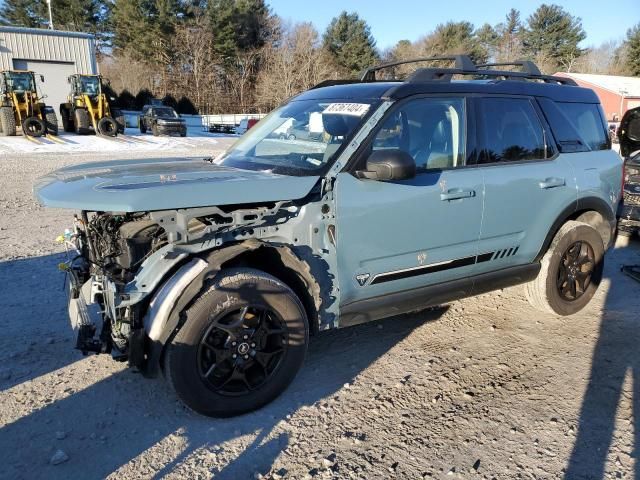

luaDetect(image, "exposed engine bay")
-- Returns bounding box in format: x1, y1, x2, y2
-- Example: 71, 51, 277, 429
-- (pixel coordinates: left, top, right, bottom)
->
64, 212, 167, 359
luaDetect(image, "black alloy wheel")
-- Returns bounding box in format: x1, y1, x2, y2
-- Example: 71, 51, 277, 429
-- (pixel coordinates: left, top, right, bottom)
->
557, 240, 595, 301
198, 305, 286, 396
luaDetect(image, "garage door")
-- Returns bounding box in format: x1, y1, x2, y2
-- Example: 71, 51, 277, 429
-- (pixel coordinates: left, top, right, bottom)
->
12, 59, 77, 125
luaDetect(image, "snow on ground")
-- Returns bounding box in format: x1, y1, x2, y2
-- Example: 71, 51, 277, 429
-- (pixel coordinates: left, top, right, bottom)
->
0, 126, 237, 155
0, 144, 640, 479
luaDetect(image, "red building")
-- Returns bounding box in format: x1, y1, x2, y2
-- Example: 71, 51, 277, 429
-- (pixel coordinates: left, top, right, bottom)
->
555, 72, 640, 122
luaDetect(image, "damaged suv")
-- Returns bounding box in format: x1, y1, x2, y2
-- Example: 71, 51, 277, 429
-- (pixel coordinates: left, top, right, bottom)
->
35, 56, 623, 417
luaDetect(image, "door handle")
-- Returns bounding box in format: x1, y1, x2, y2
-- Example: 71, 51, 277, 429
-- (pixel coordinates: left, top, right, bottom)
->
539, 177, 566, 189
440, 188, 476, 201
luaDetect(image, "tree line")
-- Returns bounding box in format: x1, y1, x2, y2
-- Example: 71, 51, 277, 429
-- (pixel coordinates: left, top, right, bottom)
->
1, 1, 639, 114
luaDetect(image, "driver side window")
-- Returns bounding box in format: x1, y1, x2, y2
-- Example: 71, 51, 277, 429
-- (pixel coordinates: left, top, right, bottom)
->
372, 97, 467, 173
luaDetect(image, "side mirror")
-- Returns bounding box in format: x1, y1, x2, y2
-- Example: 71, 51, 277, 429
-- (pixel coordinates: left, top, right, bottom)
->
40, 75, 45, 83
357, 149, 416, 181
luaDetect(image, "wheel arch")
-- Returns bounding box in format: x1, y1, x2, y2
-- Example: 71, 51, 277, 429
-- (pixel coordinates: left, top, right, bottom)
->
142, 240, 321, 377
534, 196, 616, 262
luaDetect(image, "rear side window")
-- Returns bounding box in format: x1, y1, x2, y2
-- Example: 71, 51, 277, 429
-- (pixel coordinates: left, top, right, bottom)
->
538, 98, 609, 152
478, 97, 546, 163
557, 102, 609, 151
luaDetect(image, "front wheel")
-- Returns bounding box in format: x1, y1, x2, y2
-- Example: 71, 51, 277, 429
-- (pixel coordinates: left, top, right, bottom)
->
164, 268, 309, 417
525, 221, 604, 316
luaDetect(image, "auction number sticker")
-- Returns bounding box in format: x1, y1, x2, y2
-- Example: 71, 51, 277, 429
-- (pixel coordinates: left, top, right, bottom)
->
323, 103, 370, 117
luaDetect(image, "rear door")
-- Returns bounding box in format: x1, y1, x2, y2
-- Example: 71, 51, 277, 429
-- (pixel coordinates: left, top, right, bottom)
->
474, 96, 577, 272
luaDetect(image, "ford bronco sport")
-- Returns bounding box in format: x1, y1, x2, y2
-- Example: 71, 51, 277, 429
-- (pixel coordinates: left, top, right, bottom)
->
35, 56, 623, 417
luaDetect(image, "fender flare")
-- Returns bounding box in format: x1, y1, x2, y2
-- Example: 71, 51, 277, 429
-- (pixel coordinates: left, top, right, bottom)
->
533, 196, 616, 262
142, 239, 321, 377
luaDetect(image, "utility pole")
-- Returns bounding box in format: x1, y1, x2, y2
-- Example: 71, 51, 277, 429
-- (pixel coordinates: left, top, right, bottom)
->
46, 0, 54, 30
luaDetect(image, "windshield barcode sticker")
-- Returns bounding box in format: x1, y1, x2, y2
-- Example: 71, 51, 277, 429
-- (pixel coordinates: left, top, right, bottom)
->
323, 103, 370, 117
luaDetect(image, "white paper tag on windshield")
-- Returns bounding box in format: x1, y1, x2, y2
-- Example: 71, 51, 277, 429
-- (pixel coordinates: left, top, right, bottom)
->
323, 103, 370, 117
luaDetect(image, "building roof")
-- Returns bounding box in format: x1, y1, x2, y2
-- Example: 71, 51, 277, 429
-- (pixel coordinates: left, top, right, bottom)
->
0, 25, 94, 40
556, 72, 640, 98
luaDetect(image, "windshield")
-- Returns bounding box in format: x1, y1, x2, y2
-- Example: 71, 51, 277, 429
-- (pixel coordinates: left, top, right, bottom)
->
6, 72, 35, 92
79, 76, 100, 95
217, 99, 376, 176
153, 107, 179, 117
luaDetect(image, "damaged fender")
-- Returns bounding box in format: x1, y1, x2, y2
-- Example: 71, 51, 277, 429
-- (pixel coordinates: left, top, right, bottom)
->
142, 239, 322, 377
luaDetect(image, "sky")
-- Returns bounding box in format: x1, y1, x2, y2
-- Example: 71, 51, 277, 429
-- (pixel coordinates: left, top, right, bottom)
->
268, 0, 640, 50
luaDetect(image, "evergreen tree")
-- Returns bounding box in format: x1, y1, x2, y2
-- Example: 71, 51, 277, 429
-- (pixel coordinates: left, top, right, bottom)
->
623, 23, 640, 76
323, 11, 378, 77
522, 4, 586, 70
495, 8, 523, 61
0, 0, 46, 28
426, 21, 489, 64
207, 0, 273, 62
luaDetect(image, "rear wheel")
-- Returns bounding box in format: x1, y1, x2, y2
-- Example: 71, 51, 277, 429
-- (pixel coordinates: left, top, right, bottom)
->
140, 120, 147, 134
164, 268, 309, 417
22, 117, 45, 137
97, 116, 118, 137
45, 111, 58, 135
112, 109, 125, 134
0, 106, 16, 136
525, 221, 604, 316
74, 108, 90, 135
61, 108, 74, 133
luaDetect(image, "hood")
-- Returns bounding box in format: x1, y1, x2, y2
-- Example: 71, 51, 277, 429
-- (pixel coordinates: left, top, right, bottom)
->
34, 157, 320, 212
156, 116, 185, 123
619, 106, 640, 158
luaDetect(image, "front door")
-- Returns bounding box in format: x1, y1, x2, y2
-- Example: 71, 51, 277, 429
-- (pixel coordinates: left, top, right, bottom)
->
334, 96, 483, 322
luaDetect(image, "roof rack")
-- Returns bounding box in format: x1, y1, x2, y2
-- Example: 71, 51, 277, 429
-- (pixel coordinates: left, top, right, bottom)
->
312, 55, 577, 89
475, 60, 542, 75
359, 55, 476, 82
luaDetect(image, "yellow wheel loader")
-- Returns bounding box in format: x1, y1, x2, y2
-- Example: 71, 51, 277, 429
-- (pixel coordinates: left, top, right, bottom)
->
0, 70, 58, 137
60, 74, 125, 137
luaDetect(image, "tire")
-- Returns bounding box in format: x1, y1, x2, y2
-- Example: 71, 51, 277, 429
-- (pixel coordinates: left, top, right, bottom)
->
287, 134, 296, 140
140, 120, 147, 134
0, 106, 16, 136
97, 116, 118, 137
22, 117, 45, 137
152, 124, 159, 136
525, 221, 604, 316
164, 268, 309, 417
74, 108, 90, 135
45, 111, 58, 135
61, 108, 74, 133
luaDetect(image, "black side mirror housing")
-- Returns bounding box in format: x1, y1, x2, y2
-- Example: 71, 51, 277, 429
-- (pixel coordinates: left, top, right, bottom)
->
358, 149, 416, 181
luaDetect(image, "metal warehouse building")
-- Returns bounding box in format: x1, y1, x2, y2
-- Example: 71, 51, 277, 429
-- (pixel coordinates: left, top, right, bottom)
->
0, 26, 97, 120
556, 72, 640, 122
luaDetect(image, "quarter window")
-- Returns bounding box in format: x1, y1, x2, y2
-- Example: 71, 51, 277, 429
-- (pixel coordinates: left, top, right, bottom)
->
556, 102, 609, 151
479, 98, 546, 163
371, 97, 466, 172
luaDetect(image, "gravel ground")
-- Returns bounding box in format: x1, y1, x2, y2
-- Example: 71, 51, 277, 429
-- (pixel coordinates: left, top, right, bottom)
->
1, 142, 639, 480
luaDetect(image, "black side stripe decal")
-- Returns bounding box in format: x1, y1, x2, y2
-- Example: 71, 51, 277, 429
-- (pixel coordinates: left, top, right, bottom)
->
369, 246, 520, 286
371, 251, 494, 285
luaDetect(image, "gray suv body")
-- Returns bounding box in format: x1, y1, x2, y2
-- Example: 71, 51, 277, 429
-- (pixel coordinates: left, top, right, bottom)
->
35, 56, 623, 417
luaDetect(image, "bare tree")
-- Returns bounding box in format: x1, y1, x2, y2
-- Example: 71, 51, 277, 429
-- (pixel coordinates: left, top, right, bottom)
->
256, 22, 337, 109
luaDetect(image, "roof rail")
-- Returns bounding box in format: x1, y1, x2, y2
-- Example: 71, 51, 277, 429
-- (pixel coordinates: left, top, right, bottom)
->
475, 60, 542, 75
310, 56, 578, 90
359, 55, 476, 82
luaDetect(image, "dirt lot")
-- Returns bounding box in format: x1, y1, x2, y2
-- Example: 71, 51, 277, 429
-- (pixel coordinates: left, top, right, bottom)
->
1, 140, 639, 480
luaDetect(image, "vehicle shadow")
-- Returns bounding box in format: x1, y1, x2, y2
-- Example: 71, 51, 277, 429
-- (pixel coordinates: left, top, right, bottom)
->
0, 253, 83, 391
0, 250, 450, 479
565, 238, 640, 479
